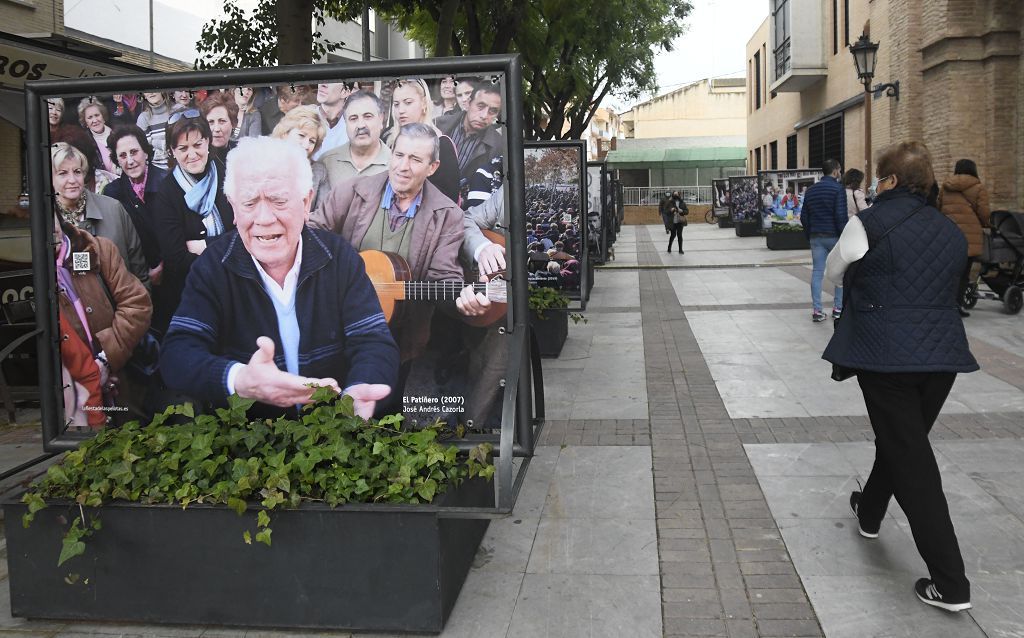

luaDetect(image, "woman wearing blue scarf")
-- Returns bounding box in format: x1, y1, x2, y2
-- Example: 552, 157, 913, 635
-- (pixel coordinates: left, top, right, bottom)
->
151, 110, 234, 335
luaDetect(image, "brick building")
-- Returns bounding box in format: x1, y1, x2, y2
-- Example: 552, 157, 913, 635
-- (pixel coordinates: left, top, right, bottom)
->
746, 0, 1022, 210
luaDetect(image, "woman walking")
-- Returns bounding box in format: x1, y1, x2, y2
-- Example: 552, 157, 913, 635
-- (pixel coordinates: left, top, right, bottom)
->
667, 191, 687, 254
843, 168, 869, 216
823, 141, 977, 612
937, 159, 990, 317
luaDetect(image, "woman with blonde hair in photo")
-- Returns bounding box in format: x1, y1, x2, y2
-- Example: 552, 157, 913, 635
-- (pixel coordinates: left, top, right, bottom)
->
271, 104, 331, 210
384, 78, 459, 203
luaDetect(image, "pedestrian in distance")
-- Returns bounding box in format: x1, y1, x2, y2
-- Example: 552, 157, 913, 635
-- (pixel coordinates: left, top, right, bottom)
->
822, 141, 978, 613
667, 191, 687, 254
843, 168, 870, 217
801, 158, 848, 321
658, 191, 673, 234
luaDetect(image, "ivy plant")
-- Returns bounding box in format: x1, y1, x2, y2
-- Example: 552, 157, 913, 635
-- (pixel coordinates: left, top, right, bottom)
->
22, 388, 494, 566
528, 285, 586, 324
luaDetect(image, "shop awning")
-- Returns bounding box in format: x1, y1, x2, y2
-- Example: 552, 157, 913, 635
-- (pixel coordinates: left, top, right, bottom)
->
606, 146, 746, 169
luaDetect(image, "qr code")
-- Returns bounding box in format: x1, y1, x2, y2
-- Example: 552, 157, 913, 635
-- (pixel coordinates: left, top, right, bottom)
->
72, 252, 91, 271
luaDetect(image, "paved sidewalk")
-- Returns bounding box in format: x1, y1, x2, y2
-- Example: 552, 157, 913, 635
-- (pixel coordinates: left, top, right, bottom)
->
1, 221, 1023, 637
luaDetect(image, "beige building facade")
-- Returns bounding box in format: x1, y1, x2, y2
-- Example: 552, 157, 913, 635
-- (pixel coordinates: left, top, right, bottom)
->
621, 78, 746, 139
746, 0, 1023, 210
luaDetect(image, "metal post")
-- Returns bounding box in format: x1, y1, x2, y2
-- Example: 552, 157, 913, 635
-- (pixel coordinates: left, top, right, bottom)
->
362, 5, 371, 62
149, 0, 155, 68
863, 82, 872, 184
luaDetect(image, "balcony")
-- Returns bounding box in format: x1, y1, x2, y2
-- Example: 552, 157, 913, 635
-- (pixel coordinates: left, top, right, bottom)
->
770, 0, 827, 92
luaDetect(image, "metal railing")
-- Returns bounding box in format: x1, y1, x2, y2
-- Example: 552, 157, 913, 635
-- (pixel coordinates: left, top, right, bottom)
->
623, 186, 712, 206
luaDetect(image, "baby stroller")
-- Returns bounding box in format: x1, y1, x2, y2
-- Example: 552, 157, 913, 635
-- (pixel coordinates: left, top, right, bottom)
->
962, 210, 1024, 315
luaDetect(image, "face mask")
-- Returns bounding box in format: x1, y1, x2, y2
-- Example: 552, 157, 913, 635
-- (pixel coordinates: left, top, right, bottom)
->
868, 177, 880, 198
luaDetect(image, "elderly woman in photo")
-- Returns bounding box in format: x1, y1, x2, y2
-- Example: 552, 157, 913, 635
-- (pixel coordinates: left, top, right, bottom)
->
200, 91, 240, 163
385, 78, 459, 203
231, 86, 262, 141
54, 211, 152, 425
106, 93, 142, 127
51, 142, 148, 288
151, 111, 233, 334
47, 98, 65, 139
823, 141, 978, 613
78, 97, 116, 174
136, 92, 171, 170
271, 104, 331, 210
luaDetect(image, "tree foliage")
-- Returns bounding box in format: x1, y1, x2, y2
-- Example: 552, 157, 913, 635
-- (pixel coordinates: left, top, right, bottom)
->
194, 0, 692, 139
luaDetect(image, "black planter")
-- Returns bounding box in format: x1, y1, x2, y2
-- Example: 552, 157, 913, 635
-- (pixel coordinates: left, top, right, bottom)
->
4, 477, 492, 633
766, 231, 810, 250
530, 309, 569, 358
734, 221, 762, 237
717, 215, 734, 228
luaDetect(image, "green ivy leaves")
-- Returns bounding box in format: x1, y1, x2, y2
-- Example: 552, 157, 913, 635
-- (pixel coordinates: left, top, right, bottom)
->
22, 393, 494, 566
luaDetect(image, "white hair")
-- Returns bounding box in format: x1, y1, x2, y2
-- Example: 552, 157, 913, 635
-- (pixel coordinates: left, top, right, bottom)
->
224, 136, 313, 200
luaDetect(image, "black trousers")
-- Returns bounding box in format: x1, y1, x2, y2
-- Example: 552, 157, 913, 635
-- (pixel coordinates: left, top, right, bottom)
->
856, 371, 969, 600
668, 223, 684, 252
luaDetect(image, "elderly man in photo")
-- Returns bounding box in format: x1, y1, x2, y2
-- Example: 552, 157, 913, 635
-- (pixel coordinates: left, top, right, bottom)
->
160, 136, 399, 419
319, 90, 390, 187
311, 82, 354, 161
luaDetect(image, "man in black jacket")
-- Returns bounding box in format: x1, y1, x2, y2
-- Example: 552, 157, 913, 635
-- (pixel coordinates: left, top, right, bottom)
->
435, 82, 503, 204
801, 159, 848, 322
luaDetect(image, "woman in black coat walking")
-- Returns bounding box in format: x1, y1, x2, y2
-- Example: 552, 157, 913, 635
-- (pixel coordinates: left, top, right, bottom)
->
822, 141, 977, 612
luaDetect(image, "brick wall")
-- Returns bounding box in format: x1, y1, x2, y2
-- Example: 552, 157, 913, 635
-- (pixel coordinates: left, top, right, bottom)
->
0, 0, 63, 35
0, 120, 24, 210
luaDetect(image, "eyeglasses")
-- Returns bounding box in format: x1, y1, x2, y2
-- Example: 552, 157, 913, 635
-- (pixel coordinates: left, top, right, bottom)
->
879, 175, 896, 184
168, 108, 202, 125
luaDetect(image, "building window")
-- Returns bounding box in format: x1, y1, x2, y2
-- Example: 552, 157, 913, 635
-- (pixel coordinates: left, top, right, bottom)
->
772, 0, 791, 80
832, 0, 839, 55
770, 141, 778, 170
755, 147, 762, 173
786, 134, 797, 168
808, 115, 844, 170
754, 50, 761, 109
844, 0, 851, 45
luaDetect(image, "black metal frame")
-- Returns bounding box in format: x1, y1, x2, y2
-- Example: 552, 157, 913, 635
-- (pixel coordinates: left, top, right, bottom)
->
523, 139, 588, 311
586, 160, 610, 264
711, 178, 730, 216
756, 169, 824, 231
24, 55, 535, 514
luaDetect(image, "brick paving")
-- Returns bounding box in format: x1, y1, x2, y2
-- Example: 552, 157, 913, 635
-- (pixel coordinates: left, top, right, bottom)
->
626, 225, 1024, 638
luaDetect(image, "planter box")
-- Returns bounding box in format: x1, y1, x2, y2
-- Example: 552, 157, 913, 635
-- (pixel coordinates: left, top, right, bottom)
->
4, 477, 493, 633
530, 309, 569, 358
766, 231, 810, 250
716, 215, 734, 229
734, 221, 761, 237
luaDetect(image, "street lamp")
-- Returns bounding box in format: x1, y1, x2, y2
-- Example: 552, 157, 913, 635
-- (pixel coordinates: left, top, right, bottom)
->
848, 33, 900, 184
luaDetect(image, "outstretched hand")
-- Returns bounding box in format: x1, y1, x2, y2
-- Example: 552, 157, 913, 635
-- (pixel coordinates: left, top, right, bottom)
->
345, 383, 392, 419
233, 336, 341, 407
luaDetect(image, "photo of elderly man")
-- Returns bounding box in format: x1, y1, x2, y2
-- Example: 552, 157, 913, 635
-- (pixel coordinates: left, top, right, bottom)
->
160, 136, 399, 419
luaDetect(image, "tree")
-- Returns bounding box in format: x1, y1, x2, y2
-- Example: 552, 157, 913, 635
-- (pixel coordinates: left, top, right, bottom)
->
194, 0, 691, 140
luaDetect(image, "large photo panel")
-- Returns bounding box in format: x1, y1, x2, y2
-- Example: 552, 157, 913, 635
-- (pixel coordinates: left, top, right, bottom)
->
756, 169, 823, 228
523, 141, 586, 304
27, 60, 526, 448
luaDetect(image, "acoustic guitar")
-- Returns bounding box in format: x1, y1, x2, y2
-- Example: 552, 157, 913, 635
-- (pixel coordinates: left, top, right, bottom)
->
361, 229, 508, 328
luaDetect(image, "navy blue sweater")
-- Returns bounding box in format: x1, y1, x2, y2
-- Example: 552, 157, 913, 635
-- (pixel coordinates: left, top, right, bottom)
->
160, 226, 399, 418
801, 175, 848, 238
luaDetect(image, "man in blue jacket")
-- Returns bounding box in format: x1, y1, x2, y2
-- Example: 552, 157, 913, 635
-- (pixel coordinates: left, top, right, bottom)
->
160, 136, 399, 419
801, 159, 848, 321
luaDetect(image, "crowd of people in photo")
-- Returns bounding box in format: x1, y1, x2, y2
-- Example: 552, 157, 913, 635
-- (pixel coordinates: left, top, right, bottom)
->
524, 184, 582, 290
47, 75, 511, 430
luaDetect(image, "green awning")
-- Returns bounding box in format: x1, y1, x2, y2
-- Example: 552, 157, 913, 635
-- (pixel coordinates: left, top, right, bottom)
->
607, 146, 745, 169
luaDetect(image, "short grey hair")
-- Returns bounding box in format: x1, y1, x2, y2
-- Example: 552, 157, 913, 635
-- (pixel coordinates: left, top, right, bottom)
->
342, 90, 385, 118
394, 122, 439, 163
224, 136, 313, 201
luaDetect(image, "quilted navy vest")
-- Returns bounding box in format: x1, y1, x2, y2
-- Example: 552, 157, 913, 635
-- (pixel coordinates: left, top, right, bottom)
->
822, 189, 979, 373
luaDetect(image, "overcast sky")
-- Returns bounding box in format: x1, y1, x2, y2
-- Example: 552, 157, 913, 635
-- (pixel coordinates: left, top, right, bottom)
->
615, 0, 770, 110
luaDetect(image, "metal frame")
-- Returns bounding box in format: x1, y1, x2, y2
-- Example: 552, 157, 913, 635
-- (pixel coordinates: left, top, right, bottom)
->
755, 169, 824, 229
523, 139, 588, 311
586, 160, 609, 264
24, 54, 534, 515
